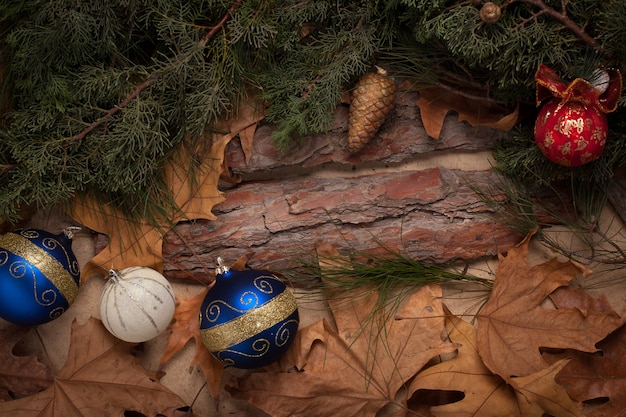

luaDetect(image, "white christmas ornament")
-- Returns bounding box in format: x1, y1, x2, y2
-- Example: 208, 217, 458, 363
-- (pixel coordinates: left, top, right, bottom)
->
100, 266, 176, 343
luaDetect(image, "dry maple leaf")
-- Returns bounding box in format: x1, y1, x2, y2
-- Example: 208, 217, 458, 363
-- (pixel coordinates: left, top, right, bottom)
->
0, 326, 53, 401
231, 243, 457, 417
415, 87, 518, 139
476, 230, 624, 380
0, 317, 187, 417
159, 287, 225, 399
542, 290, 626, 417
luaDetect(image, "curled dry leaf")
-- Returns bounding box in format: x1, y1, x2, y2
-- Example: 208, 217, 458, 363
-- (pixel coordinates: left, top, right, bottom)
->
223, 94, 266, 164
476, 230, 624, 380
232, 243, 457, 417
415, 87, 518, 139
0, 326, 53, 401
0, 317, 187, 417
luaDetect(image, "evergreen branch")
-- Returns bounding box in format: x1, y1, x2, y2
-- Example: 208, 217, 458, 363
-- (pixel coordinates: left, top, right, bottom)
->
63, 0, 242, 147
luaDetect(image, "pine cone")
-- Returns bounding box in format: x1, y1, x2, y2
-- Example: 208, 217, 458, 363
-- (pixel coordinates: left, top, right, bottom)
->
347, 67, 396, 152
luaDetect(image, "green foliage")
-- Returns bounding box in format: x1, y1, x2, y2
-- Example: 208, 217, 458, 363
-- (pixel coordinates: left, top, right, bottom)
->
0, 0, 625, 222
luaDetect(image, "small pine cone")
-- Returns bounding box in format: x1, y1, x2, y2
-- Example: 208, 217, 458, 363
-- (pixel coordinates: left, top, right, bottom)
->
347, 67, 396, 152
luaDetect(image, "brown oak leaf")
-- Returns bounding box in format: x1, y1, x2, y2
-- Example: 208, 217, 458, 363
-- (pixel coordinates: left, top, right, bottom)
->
231, 243, 457, 417
0, 326, 53, 401
410, 314, 518, 417
411, 314, 584, 417
159, 287, 225, 399
476, 230, 624, 380
509, 359, 584, 417
0, 317, 187, 416
543, 289, 626, 417
415, 87, 518, 139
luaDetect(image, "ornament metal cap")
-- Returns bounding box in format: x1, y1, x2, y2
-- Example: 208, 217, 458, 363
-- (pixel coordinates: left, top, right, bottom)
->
215, 257, 230, 275
108, 269, 122, 283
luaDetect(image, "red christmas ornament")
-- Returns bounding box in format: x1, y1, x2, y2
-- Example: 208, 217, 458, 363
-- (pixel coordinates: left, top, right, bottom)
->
534, 65, 622, 167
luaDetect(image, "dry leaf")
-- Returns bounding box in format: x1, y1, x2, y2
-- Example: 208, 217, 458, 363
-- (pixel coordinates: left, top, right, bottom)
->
511, 359, 584, 417
415, 87, 518, 139
543, 293, 626, 417
476, 230, 623, 380
0, 326, 53, 401
509, 359, 584, 417
549, 286, 617, 317
70, 133, 231, 278
411, 314, 584, 417
410, 314, 518, 417
0, 317, 187, 416
70, 198, 167, 280
222, 95, 265, 164
167, 134, 231, 224
232, 243, 457, 417
159, 287, 225, 399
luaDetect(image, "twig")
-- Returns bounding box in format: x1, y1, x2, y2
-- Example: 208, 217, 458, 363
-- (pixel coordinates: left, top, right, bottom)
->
515, 0, 604, 52
64, 0, 242, 146
1, 164, 17, 172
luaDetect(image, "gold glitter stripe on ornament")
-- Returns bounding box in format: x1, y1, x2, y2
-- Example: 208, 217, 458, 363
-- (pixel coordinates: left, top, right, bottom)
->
0, 233, 78, 304
201, 289, 297, 352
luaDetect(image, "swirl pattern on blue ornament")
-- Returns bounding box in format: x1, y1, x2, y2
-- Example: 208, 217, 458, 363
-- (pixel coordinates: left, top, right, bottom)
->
202, 271, 284, 324
213, 314, 300, 369
0, 229, 80, 326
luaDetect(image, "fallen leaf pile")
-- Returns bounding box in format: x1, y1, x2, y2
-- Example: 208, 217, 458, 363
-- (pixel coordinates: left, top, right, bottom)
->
233, 243, 457, 416
227, 233, 626, 417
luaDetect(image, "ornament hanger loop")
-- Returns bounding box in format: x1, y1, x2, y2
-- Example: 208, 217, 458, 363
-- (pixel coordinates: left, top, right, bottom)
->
62, 226, 82, 240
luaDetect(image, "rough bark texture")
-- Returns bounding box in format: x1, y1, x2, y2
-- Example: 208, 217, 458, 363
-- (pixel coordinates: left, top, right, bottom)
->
162, 167, 521, 282
161, 90, 521, 282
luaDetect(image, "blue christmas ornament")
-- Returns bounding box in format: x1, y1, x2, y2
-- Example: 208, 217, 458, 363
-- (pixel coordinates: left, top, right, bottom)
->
199, 258, 299, 369
0, 228, 80, 326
